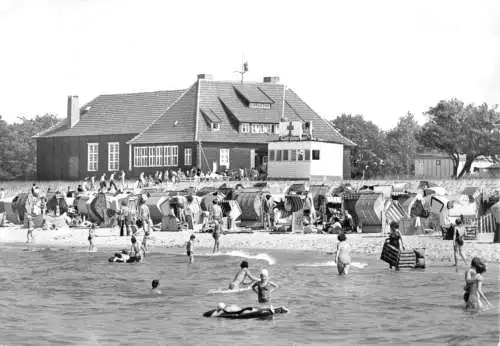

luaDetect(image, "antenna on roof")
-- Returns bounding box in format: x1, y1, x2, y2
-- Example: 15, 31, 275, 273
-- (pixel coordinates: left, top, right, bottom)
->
234, 60, 248, 84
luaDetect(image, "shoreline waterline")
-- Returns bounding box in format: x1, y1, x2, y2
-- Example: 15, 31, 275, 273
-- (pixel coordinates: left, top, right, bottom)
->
1, 226, 498, 264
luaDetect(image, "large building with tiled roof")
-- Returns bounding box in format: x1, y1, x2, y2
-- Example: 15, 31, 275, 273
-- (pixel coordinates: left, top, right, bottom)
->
35, 74, 355, 180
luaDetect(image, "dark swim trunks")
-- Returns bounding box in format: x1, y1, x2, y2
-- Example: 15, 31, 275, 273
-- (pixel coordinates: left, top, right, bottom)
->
187, 250, 191, 257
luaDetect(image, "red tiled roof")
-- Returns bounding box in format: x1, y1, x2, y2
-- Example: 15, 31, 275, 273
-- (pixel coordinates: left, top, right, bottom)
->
36, 89, 185, 137
128, 79, 356, 146
233, 84, 274, 104
128, 83, 198, 144
200, 108, 222, 124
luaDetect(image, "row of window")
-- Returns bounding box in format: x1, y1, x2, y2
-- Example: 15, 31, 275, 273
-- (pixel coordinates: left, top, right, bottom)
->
268, 149, 321, 162
133, 146, 185, 167
87, 143, 231, 171
88, 143, 119, 172
248, 103, 271, 110
239, 123, 280, 134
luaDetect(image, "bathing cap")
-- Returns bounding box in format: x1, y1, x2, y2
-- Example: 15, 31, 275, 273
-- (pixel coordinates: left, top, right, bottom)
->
218, 302, 226, 309
260, 269, 269, 276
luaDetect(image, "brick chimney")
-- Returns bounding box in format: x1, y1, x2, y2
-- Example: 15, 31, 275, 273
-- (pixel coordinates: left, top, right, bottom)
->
197, 74, 213, 80
67, 95, 80, 128
263, 76, 280, 83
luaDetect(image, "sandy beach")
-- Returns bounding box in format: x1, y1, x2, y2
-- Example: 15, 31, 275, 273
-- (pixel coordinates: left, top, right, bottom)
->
1, 225, 498, 264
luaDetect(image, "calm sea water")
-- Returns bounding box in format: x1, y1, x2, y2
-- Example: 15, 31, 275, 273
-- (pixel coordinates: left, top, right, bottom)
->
0, 243, 498, 346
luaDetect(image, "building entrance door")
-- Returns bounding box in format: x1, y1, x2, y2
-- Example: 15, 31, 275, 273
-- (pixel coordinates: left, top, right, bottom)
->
69, 156, 79, 180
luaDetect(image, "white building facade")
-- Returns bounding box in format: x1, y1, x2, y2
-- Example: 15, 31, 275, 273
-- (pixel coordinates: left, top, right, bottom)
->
267, 140, 344, 180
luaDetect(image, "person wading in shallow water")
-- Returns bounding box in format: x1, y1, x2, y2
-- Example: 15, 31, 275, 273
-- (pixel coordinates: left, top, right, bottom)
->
212, 220, 222, 253
252, 269, 279, 311
464, 257, 491, 310
386, 221, 404, 270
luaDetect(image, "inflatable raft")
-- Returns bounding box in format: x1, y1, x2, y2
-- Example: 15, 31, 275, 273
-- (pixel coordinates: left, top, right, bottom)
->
203, 306, 289, 319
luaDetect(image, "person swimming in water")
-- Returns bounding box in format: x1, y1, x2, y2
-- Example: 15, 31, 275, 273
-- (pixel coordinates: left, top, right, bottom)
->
335, 232, 351, 275
152, 279, 162, 294
229, 261, 259, 289
252, 269, 278, 312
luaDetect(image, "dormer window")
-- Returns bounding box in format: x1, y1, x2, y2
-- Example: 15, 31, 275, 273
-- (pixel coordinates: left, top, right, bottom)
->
201, 108, 222, 132
240, 123, 250, 133
249, 103, 271, 110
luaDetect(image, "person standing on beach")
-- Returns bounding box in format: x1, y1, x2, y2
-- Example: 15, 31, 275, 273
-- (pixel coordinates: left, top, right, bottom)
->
138, 195, 152, 233
25, 186, 41, 243
303, 192, 315, 224
335, 233, 351, 275
185, 196, 194, 231
386, 221, 404, 270
262, 194, 274, 231
452, 218, 467, 271
118, 200, 131, 236
210, 199, 223, 223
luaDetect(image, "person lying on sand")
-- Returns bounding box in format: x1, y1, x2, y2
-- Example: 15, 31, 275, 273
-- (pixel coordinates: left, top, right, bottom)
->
229, 261, 259, 289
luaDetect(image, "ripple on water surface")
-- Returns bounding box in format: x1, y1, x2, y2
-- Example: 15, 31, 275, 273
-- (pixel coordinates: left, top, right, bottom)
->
0, 244, 498, 345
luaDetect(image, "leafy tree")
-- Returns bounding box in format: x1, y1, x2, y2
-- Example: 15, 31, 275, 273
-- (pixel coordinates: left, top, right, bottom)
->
386, 113, 420, 176
331, 114, 390, 178
418, 99, 500, 178
0, 114, 59, 180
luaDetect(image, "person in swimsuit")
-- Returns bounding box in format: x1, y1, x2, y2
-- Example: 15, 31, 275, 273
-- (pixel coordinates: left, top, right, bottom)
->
464, 257, 490, 310
252, 269, 278, 311
210, 199, 223, 223
453, 219, 467, 271
152, 279, 162, 294
186, 234, 196, 264
138, 195, 152, 233
335, 233, 351, 275
129, 236, 143, 263
25, 185, 41, 243
142, 230, 151, 255
386, 221, 404, 270
88, 224, 97, 252
212, 220, 222, 253
229, 261, 259, 289
210, 302, 256, 317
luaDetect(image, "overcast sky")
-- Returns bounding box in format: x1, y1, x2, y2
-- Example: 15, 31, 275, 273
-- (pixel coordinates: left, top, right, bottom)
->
0, 0, 498, 129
